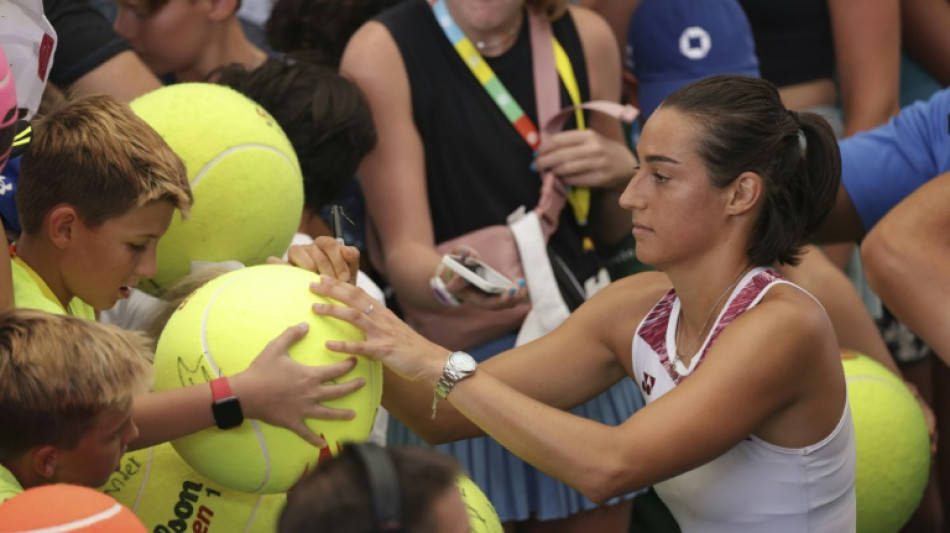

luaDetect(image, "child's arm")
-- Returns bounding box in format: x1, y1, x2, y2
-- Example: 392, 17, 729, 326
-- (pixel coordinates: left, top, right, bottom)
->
1, 218, 12, 312
130, 323, 364, 449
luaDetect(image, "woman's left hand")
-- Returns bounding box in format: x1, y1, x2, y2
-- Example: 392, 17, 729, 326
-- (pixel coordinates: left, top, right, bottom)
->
535, 129, 635, 190
310, 276, 448, 383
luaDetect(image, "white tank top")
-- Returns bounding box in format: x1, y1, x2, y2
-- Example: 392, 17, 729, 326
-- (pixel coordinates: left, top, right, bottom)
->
631, 268, 856, 532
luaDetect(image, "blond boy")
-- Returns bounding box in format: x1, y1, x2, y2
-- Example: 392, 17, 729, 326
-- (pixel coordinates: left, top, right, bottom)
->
11, 93, 362, 450
0, 309, 152, 502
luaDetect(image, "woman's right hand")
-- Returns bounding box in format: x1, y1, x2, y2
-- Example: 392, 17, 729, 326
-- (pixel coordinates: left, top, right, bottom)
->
229, 323, 367, 448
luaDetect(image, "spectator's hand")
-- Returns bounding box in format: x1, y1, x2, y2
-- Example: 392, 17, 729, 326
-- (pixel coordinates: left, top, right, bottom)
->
230, 324, 366, 448
437, 246, 527, 310
536, 129, 635, 190
269, 236, 361, 285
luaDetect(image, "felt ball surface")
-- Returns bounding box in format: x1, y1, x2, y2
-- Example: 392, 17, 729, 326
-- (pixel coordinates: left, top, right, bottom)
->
153, 264, 382, 493
0, 484, 146, 532
130, 83, 303, 295
842, 349, 929, 533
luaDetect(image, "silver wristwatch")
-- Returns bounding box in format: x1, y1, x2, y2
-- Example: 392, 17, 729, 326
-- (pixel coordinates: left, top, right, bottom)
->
431, 351, 478, 418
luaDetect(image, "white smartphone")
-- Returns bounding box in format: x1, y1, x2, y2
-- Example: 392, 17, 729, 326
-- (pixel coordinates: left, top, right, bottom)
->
441, 255, 514, 294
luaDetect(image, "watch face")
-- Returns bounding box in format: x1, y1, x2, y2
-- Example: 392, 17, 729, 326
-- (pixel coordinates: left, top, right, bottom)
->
450, 352, 477, 372
213, 398, 244, 430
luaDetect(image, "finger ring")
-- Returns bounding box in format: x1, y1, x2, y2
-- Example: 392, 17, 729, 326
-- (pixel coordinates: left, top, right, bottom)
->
365, 303, 375, 315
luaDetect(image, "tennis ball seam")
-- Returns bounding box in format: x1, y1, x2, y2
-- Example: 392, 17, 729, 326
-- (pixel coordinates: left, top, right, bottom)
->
130, 446, 156, 512
191, 144, 298, 188
200, 269, 275, 493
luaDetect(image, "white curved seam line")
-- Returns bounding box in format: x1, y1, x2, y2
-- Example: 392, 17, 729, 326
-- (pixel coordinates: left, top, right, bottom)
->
243, 496, 265, 533
190, 144, 296, 188
12, 503, 123, 533
200, 272, 272, 491
131, 446, 156, 511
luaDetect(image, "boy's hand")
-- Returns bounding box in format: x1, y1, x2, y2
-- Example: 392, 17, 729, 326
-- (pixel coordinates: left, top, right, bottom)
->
269, 237, 361, 285
230, 323, 365, 448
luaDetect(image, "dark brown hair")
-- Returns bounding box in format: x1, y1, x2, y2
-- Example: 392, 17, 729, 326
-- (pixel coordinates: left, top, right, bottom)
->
661, 75, 841, 266
278, 444, 461, 533
212, 57, 377, 212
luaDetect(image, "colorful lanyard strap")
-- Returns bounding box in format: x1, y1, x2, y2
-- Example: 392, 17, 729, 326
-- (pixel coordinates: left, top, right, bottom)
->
430, 0, 592, 238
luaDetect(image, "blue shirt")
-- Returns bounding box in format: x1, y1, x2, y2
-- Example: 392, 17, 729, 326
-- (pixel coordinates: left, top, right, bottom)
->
840, 87, 950, 230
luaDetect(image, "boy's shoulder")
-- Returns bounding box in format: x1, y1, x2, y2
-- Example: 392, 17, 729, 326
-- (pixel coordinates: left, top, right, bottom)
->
10, 255, 95, 319
0, 462, 24, 504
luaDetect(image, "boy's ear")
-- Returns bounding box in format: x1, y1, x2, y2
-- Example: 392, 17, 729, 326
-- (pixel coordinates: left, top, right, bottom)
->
32, 446, 58, 480
206, 0, 239, 22
725, 171, 762, 217
46, 205, 79, 249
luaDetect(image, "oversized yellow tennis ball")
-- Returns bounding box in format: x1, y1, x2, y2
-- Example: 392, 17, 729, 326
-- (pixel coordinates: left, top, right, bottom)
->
99, 443, 284, 532
842, 349, 929, 533
0, 484, 146, 532
153, 263, 383, 494
130, 83, 303, 296
457, 475, 503, 533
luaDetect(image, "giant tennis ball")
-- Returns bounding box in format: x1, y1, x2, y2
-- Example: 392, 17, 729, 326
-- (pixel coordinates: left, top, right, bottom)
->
0, 484, 146, 532
842, 350, 929, 533
457, 475, 503, 533
153, 264, 383, 494
130, 83, 303, 296
100, 443, 284, 532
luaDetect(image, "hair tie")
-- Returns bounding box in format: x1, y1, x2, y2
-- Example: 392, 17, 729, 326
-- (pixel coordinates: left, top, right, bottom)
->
787, 109, 801, 126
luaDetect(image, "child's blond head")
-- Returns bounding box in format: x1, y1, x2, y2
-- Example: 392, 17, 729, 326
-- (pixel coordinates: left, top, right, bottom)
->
16, 94, 192, 236
0, 310, 153, 459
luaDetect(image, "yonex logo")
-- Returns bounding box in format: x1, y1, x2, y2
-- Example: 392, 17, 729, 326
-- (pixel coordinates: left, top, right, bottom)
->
679, 26, 712, 60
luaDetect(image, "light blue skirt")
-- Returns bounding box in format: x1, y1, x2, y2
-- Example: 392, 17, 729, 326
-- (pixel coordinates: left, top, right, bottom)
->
388, 333, 645, 522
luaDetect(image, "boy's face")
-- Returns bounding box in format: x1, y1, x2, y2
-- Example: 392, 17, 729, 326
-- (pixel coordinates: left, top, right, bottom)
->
62, 200, 174, 310
113, 0, 212, 77
53, 408, 138, 488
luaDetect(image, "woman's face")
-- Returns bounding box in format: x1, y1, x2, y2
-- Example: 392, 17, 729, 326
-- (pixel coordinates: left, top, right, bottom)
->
114, 0, 212, 77
620, 106, 735, 269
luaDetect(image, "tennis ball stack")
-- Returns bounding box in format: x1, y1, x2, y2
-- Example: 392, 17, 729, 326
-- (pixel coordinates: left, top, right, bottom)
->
130, 83, 304, 295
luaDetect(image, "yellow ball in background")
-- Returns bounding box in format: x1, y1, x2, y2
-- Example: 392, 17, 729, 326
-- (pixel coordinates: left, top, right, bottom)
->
842, 350, 929, 533
100, 443, 285, 532
457, 475, 503, 533
130, 83, 303, 295
153, 264, 383, 494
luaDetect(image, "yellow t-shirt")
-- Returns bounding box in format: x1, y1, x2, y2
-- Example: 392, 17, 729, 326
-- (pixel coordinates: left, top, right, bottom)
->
10, 255, 95, 320
0, 462, 23, 504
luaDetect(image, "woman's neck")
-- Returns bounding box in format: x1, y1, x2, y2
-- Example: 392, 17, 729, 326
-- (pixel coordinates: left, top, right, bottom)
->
444, 1, 525, 57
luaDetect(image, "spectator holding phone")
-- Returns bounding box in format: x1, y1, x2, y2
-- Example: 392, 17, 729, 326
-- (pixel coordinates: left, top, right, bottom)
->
340, 0, 641, 529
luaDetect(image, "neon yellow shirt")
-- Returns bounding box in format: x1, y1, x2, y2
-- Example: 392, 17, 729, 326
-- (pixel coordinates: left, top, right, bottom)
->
0, 462, 23, 504
10, 255, 95, 319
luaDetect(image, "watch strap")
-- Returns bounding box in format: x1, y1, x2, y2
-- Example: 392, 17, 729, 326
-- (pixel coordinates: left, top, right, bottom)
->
210, 376, 234, 401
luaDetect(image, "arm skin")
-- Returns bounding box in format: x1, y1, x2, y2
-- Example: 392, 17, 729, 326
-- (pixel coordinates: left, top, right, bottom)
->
67, 50, 162, 103
311, 272, 845, 503
862, 170, 950, 363
829, 0, 901, 137
900, 0, 950, 87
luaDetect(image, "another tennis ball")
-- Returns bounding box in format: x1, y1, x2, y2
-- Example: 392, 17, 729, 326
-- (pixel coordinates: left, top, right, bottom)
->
0, 484, 146, 532
457, 475, 503, 533
153, 263, 382, 494
130, 83, 303, 295
842, 349, 929, 533
100, 443, 284, 533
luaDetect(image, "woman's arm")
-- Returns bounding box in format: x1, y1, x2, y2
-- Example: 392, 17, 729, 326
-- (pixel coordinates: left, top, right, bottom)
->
901, 0, 950, 86
340, 23, 443, 311
314, 276, 842, 502
863, 170, 950, 361
830, 0, 901, 136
